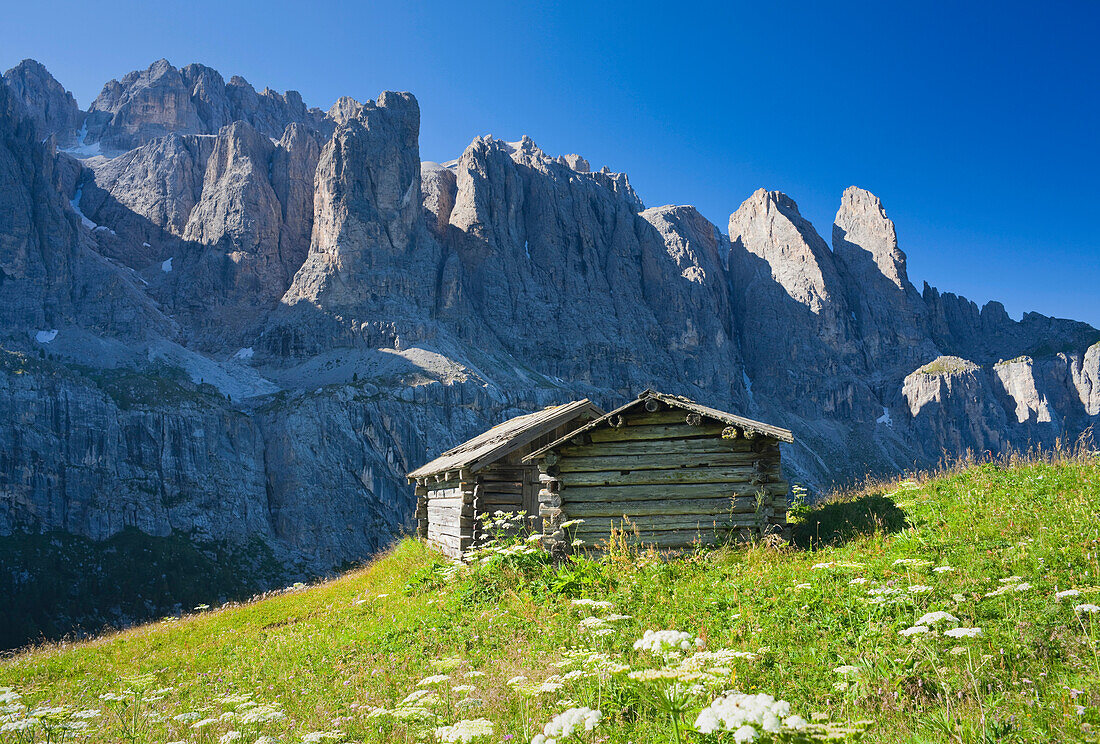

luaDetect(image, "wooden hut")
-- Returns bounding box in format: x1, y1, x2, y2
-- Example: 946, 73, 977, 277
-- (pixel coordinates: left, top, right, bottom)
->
407, 399, 604, 558
522, 390, 793, 553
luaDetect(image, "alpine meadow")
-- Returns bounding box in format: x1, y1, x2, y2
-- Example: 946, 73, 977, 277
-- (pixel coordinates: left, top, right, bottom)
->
2, 3, 1100, 743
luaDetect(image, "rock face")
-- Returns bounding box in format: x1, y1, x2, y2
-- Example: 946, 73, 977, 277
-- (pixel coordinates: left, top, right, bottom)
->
2, 60, 83, 146
2, 58, 1099, 645
832, 186, 939, 375
727, 188, 874, 423
85, 59, 328, 153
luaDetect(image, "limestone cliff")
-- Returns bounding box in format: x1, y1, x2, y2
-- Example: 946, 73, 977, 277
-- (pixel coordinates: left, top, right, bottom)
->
2, 58, 1098, 646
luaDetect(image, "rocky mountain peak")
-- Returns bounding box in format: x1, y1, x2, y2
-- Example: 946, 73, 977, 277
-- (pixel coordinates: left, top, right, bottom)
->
728, 187, 845, 316
833, 185, 909, 290
2, 58, 83, 145
275, 90, 430, 347
85, 58, 327, 153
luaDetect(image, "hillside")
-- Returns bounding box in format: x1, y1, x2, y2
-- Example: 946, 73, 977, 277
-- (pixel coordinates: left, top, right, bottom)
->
3, 452, 1099, 743
2, 55, 1099, 642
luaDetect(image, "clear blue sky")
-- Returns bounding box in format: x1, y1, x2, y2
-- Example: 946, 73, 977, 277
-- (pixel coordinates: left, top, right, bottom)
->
6, 0, 1098, 326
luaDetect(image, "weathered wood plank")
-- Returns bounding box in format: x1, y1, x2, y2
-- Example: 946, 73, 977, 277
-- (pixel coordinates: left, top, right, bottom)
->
428, 504, 473, 520
478, 484, 524, 495
428, 533, 471, 556
477, 466, 526, 480
566, 514, 763, 532
558, 452, 778, 473
588, 423, 727, 442
564, 497, 764, 517
563, 438, 778, 455
561, 482, 787, 502
426, 486, 464, 501
477, 478, 524, 489
429, 522, 472, 540
426, 496, 467, 509
558, 467, 761, 487
570, 530, 756, 549
623, 410, 703, 426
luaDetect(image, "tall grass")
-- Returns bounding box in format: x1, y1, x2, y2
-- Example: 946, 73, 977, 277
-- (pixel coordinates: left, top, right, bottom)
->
2, 449, 1099, 743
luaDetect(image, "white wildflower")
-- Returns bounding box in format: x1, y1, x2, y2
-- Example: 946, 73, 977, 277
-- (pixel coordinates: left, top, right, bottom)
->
1056, 589, 1081, 601
694, 692, 798, 738
571, 598, 613, 609
237, 705, 285, 725
531, 706, 602, 744
1075, 604, 1100, 614
401, 689, 434, 704
893, 558, 933, 567
417, 674, 451, 686
933, 566, 955, 573
899, 625, 930, 636
848, 577, 869, 585
435, 718, 494, 743
832, 665, 860, 675
452, 685, 475, 694
915, 611, 959, 626
464, 671, 486, 678
944, 627, 983, 638
218, 732, 241, 744
999, 576, 1024, 584
908, 585, 933, 594
633, 629, 701, 653
192, 718, 219, 728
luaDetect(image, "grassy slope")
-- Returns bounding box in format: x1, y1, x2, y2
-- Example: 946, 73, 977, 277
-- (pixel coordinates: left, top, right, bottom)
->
3, 455, 1100, 743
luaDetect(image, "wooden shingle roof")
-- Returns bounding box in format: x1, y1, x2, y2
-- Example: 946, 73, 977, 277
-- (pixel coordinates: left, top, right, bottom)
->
522, 389, 793, 463
407, 399, 604, 481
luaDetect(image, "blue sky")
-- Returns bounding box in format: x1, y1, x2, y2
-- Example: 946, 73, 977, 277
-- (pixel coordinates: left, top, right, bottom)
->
5, 0, 1098, 326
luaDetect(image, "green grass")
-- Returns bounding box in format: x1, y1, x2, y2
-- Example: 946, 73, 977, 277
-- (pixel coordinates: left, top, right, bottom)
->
3, 453, 1100, 743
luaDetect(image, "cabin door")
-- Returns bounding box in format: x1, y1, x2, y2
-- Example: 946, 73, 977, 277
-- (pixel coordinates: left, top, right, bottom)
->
522, 467, 542, 532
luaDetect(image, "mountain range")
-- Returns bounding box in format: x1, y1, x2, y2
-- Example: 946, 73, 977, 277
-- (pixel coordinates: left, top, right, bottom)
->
1, 57, 1097, 641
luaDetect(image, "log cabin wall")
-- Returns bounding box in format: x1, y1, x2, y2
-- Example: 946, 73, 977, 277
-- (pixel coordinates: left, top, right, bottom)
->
535, 407, 789, 552
422, 478, 474, 558
470, 422, 593, 542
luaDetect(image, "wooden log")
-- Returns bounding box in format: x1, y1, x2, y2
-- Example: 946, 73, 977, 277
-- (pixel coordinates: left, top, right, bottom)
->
558, 467, 763, 487
429, 522, 473, 540
561, 482, 787, 502
428, 504, 473, 520
570, 530, 743, 549
559, 438, 770, 457
478, 483, 524, 494
567, 514, 763, 532
558, 452, 777, 473
588, 423, 726, 442
478, 479, 525, 489
428, 533, 472, 556
478, 466, 525, 480
564, 497, 763, 518
426, 495, 467, 508
625, 409, 689, 425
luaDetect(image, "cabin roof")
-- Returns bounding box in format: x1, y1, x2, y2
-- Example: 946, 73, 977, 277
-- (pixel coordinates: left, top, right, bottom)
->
407, 399, 605, 481
522, 389, 794, 462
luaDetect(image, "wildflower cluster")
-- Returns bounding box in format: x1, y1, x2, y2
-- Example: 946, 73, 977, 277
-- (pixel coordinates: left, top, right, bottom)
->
530, 706, 602, 744
632, 630, 702, 654
694, 692, 807, 740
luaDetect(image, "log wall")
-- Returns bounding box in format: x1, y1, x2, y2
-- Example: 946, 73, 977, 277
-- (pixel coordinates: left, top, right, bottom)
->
424, 478, 475, 558
537, 407, 789, 553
